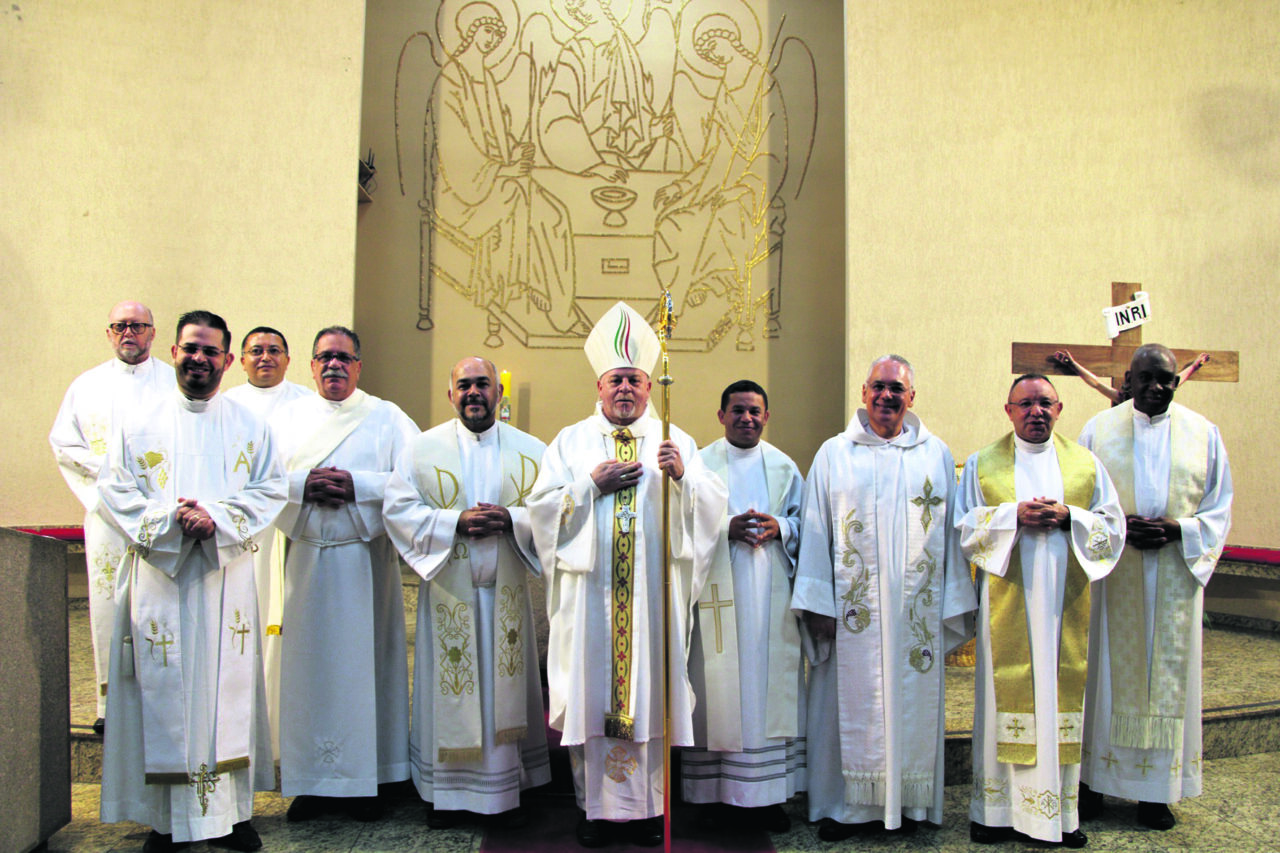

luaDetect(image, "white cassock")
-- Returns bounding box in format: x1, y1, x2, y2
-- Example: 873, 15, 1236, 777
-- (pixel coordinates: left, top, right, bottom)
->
956, 433, 1124, 843
682, 438, 807, 808
1079, 401, 1232, 803
97, 390, 285, 843
528, 405, 727, 820
792, 411, 975, 829
223, 378, 313, 757
383, 420, 551, 813
49, 355, 176, 717
273, 390, 418, 796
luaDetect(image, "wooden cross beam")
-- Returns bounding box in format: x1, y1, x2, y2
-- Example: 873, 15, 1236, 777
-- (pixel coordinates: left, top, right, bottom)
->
1012, 282, 1239, 388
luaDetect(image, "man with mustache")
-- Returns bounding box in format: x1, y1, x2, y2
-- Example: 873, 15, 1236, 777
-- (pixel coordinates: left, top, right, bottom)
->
97, 310, 286, 853
272, 326, 418, 822
792, 355, 975, 839
527, 302, 727, 848
681, 380, 806, 833
383, 357, 550, 828
956, 374, 1125, 848
1077, 344, 1233, 830
223, 325, 313, 757
51, 300, 176, 735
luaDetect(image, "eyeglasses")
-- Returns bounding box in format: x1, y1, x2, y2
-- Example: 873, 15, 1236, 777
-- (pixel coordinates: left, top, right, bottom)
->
178, 343, 226, 359
1010, 398, 1060, 411
108, 322, 153, 335
313, 351, 359, 364
245, 346, 287, 357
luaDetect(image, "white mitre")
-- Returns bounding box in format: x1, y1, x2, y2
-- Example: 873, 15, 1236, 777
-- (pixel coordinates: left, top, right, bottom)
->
584, 301, 659, 378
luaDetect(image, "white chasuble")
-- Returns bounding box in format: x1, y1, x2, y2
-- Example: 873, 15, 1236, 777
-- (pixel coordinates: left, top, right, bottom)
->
528, 405, 727, 820
1079, 401, 1232, 803
223, 378, 313, 759
273, 391, 418, 797
957, 433, 1124, 844
98, 391, 285, 843
682, 438, 806, 808
792, 411, 975, 829
383, 420, 551, 813
50, 356, 176, 716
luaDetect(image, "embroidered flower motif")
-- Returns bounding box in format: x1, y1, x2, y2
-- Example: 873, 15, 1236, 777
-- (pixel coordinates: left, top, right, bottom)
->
436, 602, 475, 696
497, 585, 524, 678
1086, 520, 1113, 561
605, 744, 638, 783
839, 509, 871, 634
968, 508, 998, 570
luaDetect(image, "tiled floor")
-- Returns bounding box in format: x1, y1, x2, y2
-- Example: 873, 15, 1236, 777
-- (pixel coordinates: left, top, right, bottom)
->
45, 750, 1280, 852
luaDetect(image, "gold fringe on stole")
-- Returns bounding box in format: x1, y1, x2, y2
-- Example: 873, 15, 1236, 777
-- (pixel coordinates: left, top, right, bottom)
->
438, 746, 484, 764
604, 714, 635, 740
977, 433, 1095, 766
1110, 713, 1183, 750
495, 725, 528, 746
841, 771, 934, 809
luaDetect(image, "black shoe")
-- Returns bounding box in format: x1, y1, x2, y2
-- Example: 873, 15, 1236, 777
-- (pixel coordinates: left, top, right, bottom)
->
347, 796, 383, 822
426, 802, 458, 829
92, 717, 106, 736
970, 821, 1013, 844
629, 816, 663, 847
1078, 783, 1104, 821
1061, 827, 1088, 848
1137, 801, 1176, 830
897, 815, 919, 834
818, 818, 875, 841
209, 821, 262, 852
575, 815, 610, 848
286, 794, 329, 823
142, 831, 189, 853
750, 804, 791, 833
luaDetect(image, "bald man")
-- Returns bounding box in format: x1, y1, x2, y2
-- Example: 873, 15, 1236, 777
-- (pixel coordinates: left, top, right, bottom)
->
50, 300, 176, 732
383, 357, 550, 827
1078, 344, 1233, 830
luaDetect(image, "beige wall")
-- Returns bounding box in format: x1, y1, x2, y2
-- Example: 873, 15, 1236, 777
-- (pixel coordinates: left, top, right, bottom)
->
1, 1, 367, 526
845, 1, 1279, 546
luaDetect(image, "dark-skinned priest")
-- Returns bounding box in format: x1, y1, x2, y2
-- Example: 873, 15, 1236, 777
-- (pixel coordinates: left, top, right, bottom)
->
956, 374, 1125, 848
1077, 344, 1232, 831
528, 302, 728, 848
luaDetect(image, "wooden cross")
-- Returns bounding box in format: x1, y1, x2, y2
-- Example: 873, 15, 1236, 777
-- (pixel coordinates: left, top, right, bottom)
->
698, 583, 735, 654
1012, 282, 1239, 389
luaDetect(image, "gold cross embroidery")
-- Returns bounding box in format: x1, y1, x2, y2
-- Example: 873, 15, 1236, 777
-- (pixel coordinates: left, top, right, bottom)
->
1101, 751, 1118, 769
147, 620, 174, 666
910, 477, 945, 533
227, 611, 251, 655
1136, 757, 1155, 777
188, 762, 221, 816
1004, 718, 1027, 739
699, 583, 735, 654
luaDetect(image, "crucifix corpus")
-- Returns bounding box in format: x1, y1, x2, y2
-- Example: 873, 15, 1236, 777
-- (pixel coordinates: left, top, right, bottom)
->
1011, 282, 1239, 389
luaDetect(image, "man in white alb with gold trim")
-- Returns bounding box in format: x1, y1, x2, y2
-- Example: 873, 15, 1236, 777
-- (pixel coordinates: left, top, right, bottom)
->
1078, 344, 1232, 831
956, 374, 1124, 848
98, 310, 285, 853
792, 355, 975, 839
50, 300, 175, 732
682, 379, 805, 832
273, 326, 418, 822
528, 302, 727, 848
383, 357, 550, 828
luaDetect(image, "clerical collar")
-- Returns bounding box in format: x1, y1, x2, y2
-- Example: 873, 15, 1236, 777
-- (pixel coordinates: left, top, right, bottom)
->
725, 441, 761, 460
457, 419, 498, 444
1014, 434, 1054, 454
111, 356, 151, 376
177, 391, 215, 413
1133, 408, 1170, 427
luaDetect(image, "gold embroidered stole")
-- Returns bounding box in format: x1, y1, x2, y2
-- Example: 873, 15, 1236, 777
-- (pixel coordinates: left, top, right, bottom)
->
1092, 402, 1209, 749
698, 440, 802, 751
977, 433, 1095, 766
411, 422, 541, 762
605, 427, 638, 740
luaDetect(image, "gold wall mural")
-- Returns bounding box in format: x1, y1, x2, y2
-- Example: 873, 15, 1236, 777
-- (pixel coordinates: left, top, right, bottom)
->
394, 0, 817, 353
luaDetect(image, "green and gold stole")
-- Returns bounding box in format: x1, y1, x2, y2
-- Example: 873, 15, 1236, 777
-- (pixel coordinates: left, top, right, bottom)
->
605, 427, 638, 740
977, 432, 1095, 766
1091, 402, 1209, 750
412, 422, 541, 762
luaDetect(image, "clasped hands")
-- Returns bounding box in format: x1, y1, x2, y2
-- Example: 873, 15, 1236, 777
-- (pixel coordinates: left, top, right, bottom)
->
304, 467, 355, 508
1017, 497, 1070, 531
591, 440, 684, 494
1126, 514, 1181, 550
728, 509, 780, 548
176, 497, 215, 540
456, 503, 512, 539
